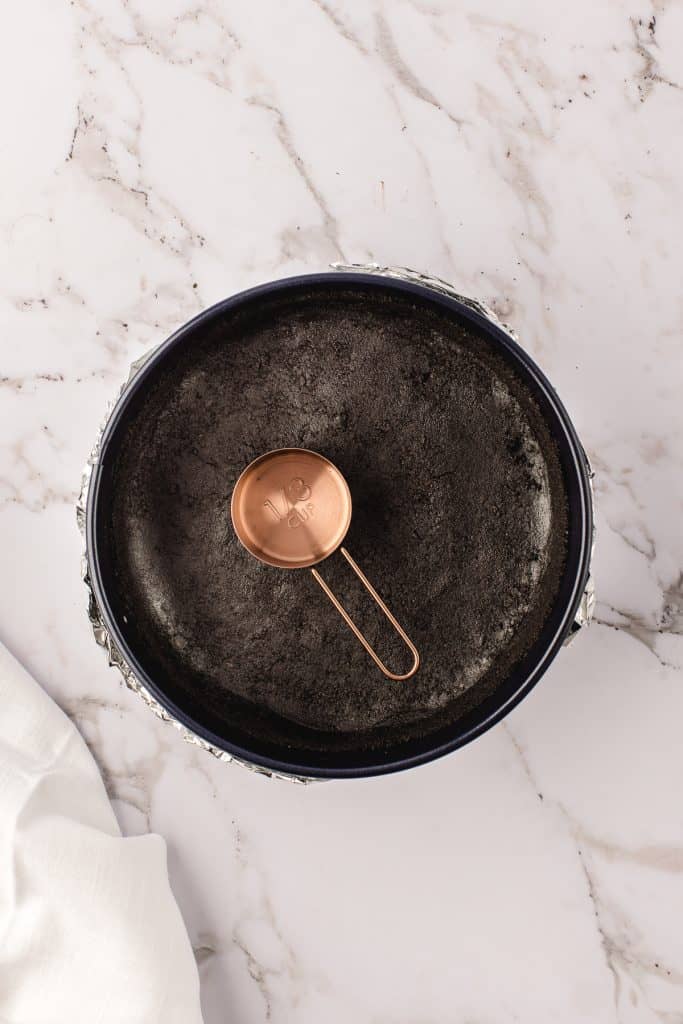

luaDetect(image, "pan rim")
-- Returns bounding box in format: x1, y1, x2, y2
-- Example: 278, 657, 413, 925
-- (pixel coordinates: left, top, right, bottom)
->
85, 271, 594, 779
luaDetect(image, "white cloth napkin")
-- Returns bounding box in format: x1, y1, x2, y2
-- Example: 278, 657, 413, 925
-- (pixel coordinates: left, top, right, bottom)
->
0, 642, 204, 1024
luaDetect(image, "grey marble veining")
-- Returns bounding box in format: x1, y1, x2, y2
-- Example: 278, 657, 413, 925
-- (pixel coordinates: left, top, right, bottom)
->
0, 1, 681, 1021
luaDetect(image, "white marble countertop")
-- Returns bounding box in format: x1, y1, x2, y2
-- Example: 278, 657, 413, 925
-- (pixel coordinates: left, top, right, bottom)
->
1, 1, 682, 1020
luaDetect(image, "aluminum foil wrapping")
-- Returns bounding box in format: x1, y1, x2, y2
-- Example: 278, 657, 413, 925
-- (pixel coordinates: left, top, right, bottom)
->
78, 265, 595, 781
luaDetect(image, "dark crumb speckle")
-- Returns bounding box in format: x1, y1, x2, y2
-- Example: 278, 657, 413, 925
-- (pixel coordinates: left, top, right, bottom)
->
103, 284, 568, 758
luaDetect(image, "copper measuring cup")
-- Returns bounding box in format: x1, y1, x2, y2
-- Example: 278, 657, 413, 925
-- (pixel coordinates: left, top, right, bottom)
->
230, 448, 420, 681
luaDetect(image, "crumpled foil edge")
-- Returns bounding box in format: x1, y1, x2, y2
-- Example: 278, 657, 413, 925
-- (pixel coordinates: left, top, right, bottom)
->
333, 261, 596, 642
78, 265, 594, 783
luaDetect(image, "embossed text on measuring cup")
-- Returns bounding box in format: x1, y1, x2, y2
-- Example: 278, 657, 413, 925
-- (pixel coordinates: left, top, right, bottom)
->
264, 477, 315, 528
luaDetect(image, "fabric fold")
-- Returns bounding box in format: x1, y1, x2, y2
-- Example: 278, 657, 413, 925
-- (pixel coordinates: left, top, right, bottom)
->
0, 642, 204, 1024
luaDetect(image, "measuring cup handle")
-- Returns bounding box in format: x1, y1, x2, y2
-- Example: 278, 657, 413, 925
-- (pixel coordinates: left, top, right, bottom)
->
310, 547, 420, 681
